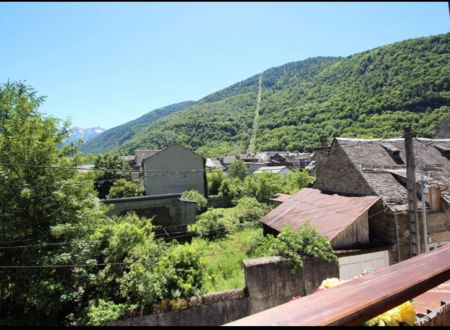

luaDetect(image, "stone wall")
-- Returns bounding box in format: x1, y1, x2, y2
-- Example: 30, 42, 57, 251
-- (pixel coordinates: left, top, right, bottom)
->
314, 142, 374, 196
110, 256, 338, 326
102, 194, 197, 231
435, 114, 450, 138
207, 195, 231, 208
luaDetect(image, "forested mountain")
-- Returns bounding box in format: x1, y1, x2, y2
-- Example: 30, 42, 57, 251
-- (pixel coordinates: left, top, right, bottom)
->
80, 100, 195, 154
87, 32, 450, 156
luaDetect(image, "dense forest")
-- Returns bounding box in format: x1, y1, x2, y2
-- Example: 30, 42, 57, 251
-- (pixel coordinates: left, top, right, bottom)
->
84, 32, 450, 156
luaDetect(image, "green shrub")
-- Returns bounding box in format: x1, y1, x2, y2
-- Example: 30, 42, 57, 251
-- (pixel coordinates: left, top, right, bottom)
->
247, 224, 338, 271
107, 179, 144, 199
284, 170, 315, 194
181, 190, 208, 213
195, 209, 234, 241
158, 244, 207, 299
84, 299, 130, 326
207, 171, 225, 195
233, 197, 270, 226
218, 177, 243, 204
242, 173, 284, 202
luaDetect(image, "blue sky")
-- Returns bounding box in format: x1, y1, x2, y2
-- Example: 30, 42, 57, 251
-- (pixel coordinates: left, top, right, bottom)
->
0, 2, 448, 129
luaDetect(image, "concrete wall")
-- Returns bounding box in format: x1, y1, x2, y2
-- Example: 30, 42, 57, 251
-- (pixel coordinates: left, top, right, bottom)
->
143, 145, 206, 196
110, 256, 338, 326
207, 195, 231, 208
244, 257, 339, 315
111, 290, 250, 326
102, 194, 197, 230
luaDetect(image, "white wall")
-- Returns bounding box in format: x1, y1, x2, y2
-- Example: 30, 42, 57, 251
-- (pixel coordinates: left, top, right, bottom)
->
143, 145, 206, 196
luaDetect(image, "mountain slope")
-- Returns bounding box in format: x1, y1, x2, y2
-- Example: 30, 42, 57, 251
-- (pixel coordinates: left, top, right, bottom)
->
64, 127, 105, 144
94, 32, 450, 156
81, 101, 195, 154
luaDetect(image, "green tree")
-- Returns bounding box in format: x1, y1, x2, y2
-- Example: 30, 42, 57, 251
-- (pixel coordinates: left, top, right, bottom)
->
218, 177, 243, 204
0, 81, 107, 325
228, 159, 247, 180
242, 173, 284, 202
207, 170, 225, 195
107, 179, 144, 199
94, 153, 132, 199
195, 209, 234, 241
233, 197, 270, 226
284, 169, 315, 194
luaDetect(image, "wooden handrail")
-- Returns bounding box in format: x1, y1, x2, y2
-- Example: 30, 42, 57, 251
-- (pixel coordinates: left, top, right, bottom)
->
224, 244, 450, 326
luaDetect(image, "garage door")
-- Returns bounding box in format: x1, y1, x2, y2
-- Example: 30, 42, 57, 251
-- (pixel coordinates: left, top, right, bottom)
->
339, 250, 389, 280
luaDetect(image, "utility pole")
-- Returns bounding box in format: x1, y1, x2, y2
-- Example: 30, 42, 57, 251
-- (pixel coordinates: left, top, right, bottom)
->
404, 127, 420, 256
421, 177, 429, 252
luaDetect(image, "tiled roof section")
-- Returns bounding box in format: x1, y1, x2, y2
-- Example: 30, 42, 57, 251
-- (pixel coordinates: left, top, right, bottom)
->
261, 188, 379, 240
336, 138, 450, 210
135, 149, 160, 167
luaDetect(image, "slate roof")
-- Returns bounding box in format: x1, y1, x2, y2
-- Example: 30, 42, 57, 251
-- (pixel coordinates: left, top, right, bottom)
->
135, 149, 160, 167
335, 138, 450, 212
261, 188, 380, 240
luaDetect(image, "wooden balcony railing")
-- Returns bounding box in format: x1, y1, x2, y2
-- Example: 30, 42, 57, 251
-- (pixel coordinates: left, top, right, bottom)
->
224, 244, 450, 326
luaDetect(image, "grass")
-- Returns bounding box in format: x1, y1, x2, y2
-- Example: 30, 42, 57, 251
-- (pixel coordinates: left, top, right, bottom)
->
190, 224, 263, 293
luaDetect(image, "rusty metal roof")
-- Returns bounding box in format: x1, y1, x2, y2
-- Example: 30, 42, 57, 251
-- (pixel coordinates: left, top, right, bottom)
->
261, 188, 380, 240
269, 193, 292, 203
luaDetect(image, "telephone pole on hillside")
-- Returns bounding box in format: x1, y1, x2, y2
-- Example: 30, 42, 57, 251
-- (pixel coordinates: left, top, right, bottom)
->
404, 127, 421, 256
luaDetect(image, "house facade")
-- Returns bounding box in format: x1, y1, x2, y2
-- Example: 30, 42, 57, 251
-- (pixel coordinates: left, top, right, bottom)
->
435, 114, 450, 138
142, 144, 207, 197
313, 137, 450, 264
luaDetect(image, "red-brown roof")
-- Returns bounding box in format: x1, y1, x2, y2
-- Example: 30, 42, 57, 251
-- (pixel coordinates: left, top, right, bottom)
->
261, 188, 380, 240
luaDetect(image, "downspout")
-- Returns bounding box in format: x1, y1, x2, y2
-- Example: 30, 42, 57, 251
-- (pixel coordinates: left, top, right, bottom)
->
394, 213, 401, 262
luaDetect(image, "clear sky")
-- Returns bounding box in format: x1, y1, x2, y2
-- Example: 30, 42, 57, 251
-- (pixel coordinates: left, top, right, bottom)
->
0, 2, 448, 129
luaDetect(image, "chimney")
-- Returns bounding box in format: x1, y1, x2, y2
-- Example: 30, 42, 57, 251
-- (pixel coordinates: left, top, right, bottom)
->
427, 186, 441, 211
320, 136, 328, 147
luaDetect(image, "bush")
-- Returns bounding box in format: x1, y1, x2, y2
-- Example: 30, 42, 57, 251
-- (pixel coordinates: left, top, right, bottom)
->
107, 179, 144, 199
284, 170, 315, 194
83, 300, 130, 326
242, 173, 284, 202
158, 244, 207, 299
195, 209, 234, 241
218, 177, 243, 204
207, 171, 225, 195
247, 224, 338, 271
181, 190, 208, 213
233, 197, 270, 226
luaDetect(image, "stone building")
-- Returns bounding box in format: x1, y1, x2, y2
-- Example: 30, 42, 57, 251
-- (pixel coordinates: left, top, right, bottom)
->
313, 137, 450, 264
142, 144, 207, 197
435, 114, 450, 138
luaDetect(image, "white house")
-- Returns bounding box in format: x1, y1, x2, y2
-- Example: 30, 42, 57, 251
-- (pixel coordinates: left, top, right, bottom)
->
142, 144, 207, 196
253, 166, 293, 176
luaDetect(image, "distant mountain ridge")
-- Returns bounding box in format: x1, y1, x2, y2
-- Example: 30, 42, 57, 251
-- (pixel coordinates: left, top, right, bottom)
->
64, 127, 105, 144
83, 32, 450, 157
81, 101, 195, 154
